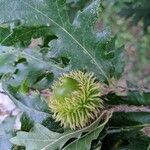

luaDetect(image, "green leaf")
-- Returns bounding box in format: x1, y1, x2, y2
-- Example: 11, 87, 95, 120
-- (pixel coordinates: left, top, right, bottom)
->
106, 91, 150, 106
2, 77, 62, 132
0, 48, 16, 77
0, 116, 16, 150
19, 79, 30, 94
110, 112, 150, 127
19, 113, 34, 132
20, 112, 62, 133
0, 26, 10, 44
127, 91, 150, 106
102, 130, 150, 150
0, 46, 65, 89
66, 0, 91, 21
63, 117, 109, 150
0, 0, 124, 81
2, 79, 51, 124
0, 26, 54, 47
10, 111, 112, 150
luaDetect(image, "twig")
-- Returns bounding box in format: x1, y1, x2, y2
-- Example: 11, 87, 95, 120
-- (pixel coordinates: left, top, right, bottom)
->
118, 86, 150, 93
107, 124, 150, 134
109, 105, 150, 113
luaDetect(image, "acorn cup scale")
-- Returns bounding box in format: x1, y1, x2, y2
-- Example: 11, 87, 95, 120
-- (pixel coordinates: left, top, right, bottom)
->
48, 71, 104, 130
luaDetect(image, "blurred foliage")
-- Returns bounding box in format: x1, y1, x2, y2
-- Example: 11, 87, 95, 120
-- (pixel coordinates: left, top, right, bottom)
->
101, 0, 150, 88
104, 0, 150, 33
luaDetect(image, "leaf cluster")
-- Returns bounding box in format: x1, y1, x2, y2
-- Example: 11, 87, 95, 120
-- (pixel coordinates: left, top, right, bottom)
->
0, 0, 149, 149
113, 0, 150, 33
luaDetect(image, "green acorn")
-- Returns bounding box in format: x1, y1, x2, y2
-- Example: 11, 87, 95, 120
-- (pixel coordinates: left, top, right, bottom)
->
48, 71, 104, 130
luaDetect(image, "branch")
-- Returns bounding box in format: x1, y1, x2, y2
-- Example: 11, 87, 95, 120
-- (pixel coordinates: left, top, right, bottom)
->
107, 124, 150, 134
108, 105, 150, 113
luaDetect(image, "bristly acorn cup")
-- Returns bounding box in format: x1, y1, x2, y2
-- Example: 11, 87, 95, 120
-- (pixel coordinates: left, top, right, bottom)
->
48, 71, 104, 130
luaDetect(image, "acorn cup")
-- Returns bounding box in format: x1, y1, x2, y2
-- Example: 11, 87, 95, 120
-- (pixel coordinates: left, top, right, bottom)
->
48, 71, 104, 130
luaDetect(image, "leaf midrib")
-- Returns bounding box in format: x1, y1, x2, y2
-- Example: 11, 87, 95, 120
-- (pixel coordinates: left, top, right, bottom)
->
63, 112, 112, 150
41, 111, 108, 149
22, 1, 108, 81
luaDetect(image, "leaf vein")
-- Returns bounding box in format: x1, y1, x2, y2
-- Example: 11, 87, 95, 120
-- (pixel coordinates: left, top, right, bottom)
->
22, 1, 108, 81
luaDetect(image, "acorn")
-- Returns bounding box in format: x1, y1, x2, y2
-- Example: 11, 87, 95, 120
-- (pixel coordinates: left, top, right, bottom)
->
48, 71, 104, 130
